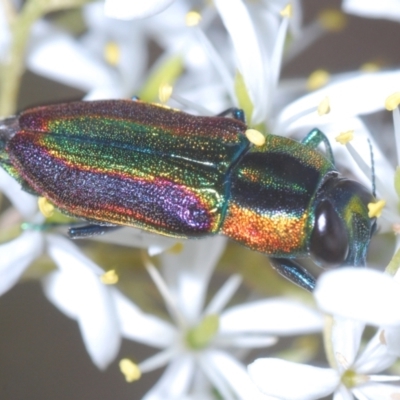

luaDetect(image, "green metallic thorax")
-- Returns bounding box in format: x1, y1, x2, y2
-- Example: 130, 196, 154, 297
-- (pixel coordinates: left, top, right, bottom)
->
222, 134, 336, 256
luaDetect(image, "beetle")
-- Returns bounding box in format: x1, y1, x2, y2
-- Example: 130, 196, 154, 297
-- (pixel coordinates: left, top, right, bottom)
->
0, 99, 377, 291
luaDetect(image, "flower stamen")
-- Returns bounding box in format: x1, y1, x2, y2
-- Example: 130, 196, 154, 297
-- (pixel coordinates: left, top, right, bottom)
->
100, 269, 119, 285
186, 10, 202, 26
246, 129, 265, 146
335, 130, 354, 145
307, 69, 330, 91
318, 96, 331, 115
142, 251, 186, 329
119, 358, 141, 382
104, 42, 120, 66
158, 82, 173, 104
38, 197, 54, 218
385, 92, 400, 111
368, 200, 386, 218
280, 4, 292, 18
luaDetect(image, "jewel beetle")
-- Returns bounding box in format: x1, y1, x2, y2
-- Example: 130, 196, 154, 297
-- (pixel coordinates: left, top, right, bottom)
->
0, 99, 377, 291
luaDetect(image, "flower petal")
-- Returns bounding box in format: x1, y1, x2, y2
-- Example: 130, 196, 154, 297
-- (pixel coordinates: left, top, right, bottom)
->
0, 231, 43, 296
45, 235, 120, 369
333, 386, 353, 400
343, 0, 400, 22
0, 169, 37, 218
277, 70, 400, 129
354, 329, 396, 374
315, 268, 400, 326
328, 316, 365, 373
160, 237, 226, 322
45, 235, 103, 275
205, 274, 242, 315
104, 0, 175, 20
214, 0, 268, 124
204, 350, 274, 400
142, 355, 194, 400
215, 334, 277, 349
248, 358, 339, 400
355, 383, 400, 399
220, 298, 322, 335
28, 27, 116, 92
43, 271, 79, 320
381, 327, 400, 358
82, 2, 147, 93
113, 290, 176, 348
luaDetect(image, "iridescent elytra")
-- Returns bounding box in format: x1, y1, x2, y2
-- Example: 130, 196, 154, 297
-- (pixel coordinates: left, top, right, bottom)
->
0, 99, 377, 291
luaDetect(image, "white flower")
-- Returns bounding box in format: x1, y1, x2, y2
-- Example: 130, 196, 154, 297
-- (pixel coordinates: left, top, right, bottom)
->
42, 235, 122, 369
0, 167, 42, 296
314, 268, 400, 326
0, 185, 125, 371
104, 0, 175, 20
27, 2, 147, 99
0, 230, 43, 295
0, 168, 37, 218
116, 237, 322, 399
342, 0, 400, 23
249, 268, 400, 400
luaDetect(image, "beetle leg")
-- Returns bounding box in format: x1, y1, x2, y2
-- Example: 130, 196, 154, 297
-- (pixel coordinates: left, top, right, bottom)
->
217, 108, 245, 123
68, 224, 121, 239
269, 258, 316, 291
301, 128, 335, 164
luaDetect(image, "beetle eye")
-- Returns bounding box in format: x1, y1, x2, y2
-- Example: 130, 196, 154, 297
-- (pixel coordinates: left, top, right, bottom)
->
310, 200, 349, 266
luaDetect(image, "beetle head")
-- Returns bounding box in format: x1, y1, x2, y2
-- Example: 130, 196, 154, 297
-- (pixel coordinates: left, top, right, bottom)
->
309, 175, 376, 268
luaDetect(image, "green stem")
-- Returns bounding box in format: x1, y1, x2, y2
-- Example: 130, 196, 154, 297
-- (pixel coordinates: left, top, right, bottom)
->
0, 0, 92, 116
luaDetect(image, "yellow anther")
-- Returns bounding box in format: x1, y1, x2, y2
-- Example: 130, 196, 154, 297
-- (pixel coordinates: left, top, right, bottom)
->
186, 10, 202, 26
368, 200, 386, 218
385, 92, 400, 111
38, 197, 54, 218
318, 9, 347, 32
245, 129, 266, 146
307, 69, 330, 91
158, 82, 173, 104
100, 269, 119, 285
317, 96, 330, 116
280, 4, 292, 18
335, 130, 354, 145
119, 359, 141, 382
360, 62, 380, 73
168, 242, 184, 254
104, 42, 120, 66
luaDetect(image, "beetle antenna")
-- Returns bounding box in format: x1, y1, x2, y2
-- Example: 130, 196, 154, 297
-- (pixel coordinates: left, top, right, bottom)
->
367, 138, 376, 198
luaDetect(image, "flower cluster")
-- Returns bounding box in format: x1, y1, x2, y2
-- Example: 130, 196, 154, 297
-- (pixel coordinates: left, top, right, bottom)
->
1, 0, 400, 399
